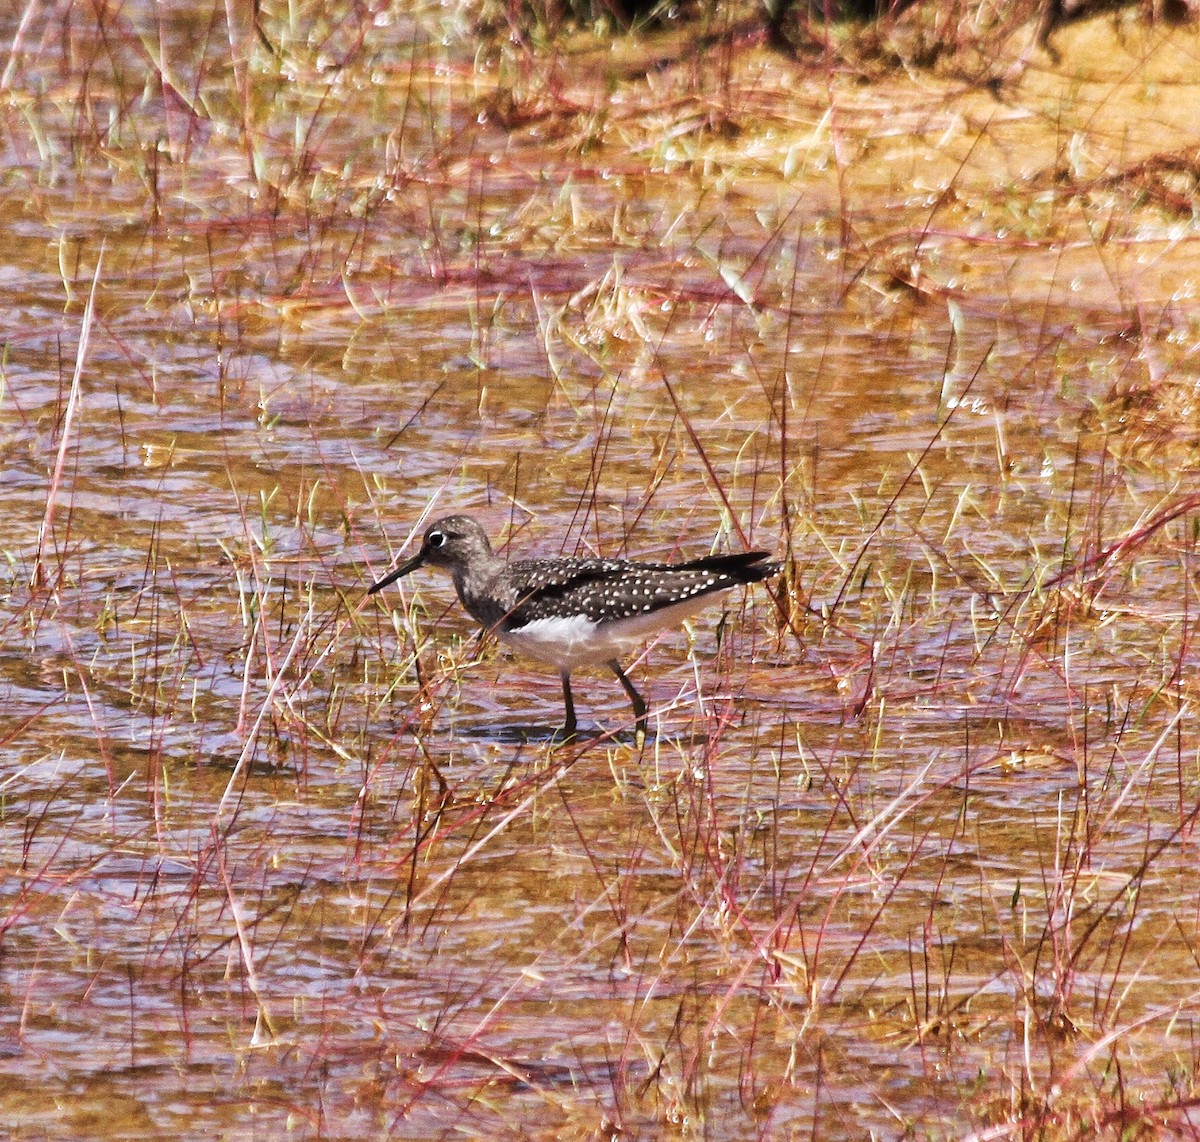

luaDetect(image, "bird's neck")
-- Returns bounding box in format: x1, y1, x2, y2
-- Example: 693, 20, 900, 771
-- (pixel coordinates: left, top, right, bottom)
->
452, 555, 511, 628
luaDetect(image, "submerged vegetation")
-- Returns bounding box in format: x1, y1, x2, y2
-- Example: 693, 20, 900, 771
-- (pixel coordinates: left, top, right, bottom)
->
2, 0, 1200, 1137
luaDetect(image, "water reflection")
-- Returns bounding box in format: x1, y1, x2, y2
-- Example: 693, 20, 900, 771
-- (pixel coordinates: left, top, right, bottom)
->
1, 2, 1199, 1137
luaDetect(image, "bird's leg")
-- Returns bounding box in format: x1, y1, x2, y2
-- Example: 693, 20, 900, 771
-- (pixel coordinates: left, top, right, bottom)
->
608, 659, 648, 744
560, 671, 578, 741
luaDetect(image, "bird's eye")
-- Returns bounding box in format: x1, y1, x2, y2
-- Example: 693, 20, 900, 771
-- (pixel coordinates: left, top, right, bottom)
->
427, 531, 446, 549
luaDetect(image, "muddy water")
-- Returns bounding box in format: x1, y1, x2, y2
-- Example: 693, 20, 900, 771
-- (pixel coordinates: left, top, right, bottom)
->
3, 3, 1200, 1138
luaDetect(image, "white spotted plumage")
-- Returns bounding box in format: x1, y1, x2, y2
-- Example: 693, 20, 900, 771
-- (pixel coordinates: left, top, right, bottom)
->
502, 593, 730, 671
369, 514, 780, 738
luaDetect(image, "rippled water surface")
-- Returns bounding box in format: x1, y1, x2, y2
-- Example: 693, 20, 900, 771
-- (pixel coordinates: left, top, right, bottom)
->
4, 2, 1200, 1138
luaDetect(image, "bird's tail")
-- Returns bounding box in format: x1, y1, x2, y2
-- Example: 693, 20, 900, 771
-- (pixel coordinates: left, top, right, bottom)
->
677, 551, 781, 584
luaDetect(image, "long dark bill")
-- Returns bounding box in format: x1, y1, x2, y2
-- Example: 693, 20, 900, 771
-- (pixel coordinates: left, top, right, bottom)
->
367, 550, 426, 595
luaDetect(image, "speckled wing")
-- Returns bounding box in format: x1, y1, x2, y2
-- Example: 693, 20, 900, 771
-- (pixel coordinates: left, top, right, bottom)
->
502, 552, 778, 628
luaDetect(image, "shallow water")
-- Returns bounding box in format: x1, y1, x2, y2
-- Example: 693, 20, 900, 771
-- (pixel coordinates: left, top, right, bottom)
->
3, 2, 1200, 1138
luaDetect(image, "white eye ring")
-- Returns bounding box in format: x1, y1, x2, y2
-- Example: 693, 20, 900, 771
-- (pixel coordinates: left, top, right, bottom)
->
427, 531, 446, 549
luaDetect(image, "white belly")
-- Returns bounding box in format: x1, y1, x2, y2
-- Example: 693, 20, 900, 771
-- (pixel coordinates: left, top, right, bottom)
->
499, 595, 719, 672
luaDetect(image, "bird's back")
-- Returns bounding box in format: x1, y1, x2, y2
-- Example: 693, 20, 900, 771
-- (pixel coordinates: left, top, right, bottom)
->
501, 551, 778, 629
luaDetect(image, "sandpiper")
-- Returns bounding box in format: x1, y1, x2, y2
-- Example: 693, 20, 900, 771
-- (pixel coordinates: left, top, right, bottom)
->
368, 514, 779, 739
